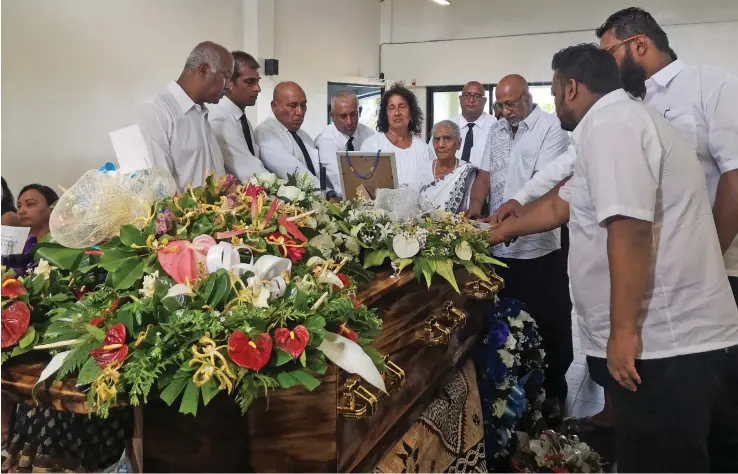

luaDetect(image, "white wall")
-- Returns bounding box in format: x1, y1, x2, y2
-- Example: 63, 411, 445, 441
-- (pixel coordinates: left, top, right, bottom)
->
272, 0, 382, 137
1, 0, 245, 194
381, 0, 738, 86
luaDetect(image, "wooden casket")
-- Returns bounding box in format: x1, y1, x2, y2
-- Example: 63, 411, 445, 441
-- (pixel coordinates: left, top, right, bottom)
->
1, 268, 503, 473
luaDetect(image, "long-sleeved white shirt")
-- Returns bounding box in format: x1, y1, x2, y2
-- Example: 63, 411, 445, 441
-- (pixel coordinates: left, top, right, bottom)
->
253, 116, 322, 189
314, 122, 376, 196
207, 96, 266, 182
136, 81, 225, 192
512, 144, 576, 206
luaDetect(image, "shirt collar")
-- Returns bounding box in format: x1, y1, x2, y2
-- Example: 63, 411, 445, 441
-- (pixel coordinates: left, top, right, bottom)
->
459, 112, 492, 129
166, 81, 202, 115
521, 104, 543, 129
647, 60, 687, 88
332, 122, 354, 141
219, 96, 245, 121
572, 88, 631, 142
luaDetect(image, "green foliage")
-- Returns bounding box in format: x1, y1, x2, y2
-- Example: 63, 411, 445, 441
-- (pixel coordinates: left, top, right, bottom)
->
55, 335, 99, 380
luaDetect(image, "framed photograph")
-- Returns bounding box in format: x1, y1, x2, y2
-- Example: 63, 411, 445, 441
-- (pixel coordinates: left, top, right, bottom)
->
337, 151, 398, 200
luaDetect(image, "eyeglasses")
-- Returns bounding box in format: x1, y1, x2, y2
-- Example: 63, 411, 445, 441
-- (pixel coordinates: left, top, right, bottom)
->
605, 34, 645, 53
461, 93, 486, 101
498, 91, 527, 110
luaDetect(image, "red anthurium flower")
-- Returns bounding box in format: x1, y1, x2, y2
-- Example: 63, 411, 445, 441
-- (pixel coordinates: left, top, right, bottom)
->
90, 317, 105, 328
244, 183, 264, 198
89, 323, 129, 368
349, 295, 362, 310
338, 322, 358, 342
1, 277, 27, 299
274, 325, 310, 359
71, 285, 90, 301
103, 299, 121, 316
1, 301, 31, 349
337, 273, 351, 288
228, 331, 272, 371
277, 215, 307, 243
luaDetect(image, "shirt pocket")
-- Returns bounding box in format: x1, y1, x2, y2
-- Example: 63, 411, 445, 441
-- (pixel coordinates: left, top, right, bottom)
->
664, 106, 699, 149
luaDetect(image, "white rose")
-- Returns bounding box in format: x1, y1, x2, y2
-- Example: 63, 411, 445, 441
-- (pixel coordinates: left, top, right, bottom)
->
277, 185, 306, 202
493, 399, 507, 418
139, 271, 159, 298
454, 241, 473, 261
257, 172, 278, 188
504, 333, 517, 350
498, 349, 515, 368
305, 217, 318, 229
33, 259, 54, 280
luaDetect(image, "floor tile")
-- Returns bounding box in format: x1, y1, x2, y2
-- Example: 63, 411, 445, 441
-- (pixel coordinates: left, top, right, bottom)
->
566, 378, 583, 400
577, 377, 605, 404
573, 352, 587, 365
565, 362, 588, 381
565, 397, 576, 414
569, 399, 604, 418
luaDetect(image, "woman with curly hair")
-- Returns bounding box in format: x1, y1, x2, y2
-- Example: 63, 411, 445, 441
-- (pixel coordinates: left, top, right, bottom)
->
360, 83, 431, 187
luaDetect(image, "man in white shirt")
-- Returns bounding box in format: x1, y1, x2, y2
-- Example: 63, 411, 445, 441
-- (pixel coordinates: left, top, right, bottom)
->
314, 90, 375, 197
429, 81, 496, 169
137, 41, 233, 192
468, 75, 572, 422
254, 82, 336, 198
208, 51, 267, 182
489, 44, 738, 473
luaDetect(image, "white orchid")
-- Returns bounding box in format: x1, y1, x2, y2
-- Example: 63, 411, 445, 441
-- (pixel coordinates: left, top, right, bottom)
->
277, 185, 306, 202
139, 271, 160, 298
33, 259, 54, 280
504, 333, 517, 350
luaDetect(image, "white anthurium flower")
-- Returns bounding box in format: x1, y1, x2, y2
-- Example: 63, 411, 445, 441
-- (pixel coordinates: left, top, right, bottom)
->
392, 234, 420, 259
139, 271, 160, 298
318, 270, 344, 289
493, 399, 507, 418
454, 241, 473, 261
306, 256, 326, 267
498, 349, 515, 368
276, 185, 305, 202
33, 259, 54, 280
504, 333, 517, 350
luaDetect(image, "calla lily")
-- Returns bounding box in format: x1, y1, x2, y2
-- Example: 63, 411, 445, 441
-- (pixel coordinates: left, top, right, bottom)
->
318, 270, 344, 289
276, 185, 305, 202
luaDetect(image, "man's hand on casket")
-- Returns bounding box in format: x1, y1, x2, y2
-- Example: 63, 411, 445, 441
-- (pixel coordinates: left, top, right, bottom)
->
489, 199, 522, 224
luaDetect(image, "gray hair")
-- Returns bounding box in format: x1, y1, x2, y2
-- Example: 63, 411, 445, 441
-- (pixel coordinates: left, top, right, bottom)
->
431, 120, 461, 141
330, 90, 359, 111
184, 41, 229, 72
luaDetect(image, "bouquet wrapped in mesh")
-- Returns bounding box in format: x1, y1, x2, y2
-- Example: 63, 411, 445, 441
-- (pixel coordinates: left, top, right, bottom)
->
373, 187, 439, 223
50, 168, 176, 249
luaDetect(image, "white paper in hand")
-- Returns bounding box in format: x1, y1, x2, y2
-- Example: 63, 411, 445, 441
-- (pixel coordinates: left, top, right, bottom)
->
110, 124, 151, 174
1, 226, 30, 256
318, 331, 387, 393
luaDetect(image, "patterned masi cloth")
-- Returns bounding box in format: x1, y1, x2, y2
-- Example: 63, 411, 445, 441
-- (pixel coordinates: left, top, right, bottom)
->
486, 123, 513, 255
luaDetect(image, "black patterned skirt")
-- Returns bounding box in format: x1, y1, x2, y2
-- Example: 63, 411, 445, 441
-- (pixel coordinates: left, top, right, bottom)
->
2, 404, 131, 473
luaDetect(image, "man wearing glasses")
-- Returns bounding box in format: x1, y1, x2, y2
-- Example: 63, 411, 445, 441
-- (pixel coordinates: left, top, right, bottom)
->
468, 74, 572, 425
429, 81, 496, 169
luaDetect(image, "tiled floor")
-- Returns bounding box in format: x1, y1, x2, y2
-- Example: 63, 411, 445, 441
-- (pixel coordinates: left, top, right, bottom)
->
565, 317, 605, 418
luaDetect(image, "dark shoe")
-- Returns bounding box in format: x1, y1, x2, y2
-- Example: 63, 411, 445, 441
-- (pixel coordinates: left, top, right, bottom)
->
542, 397, 564, 427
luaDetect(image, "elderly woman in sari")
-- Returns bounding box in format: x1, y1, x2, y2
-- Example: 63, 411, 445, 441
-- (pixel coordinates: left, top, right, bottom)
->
408, 120, 478, 213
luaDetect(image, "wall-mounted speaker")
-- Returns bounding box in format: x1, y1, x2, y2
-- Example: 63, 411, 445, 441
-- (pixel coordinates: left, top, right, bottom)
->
264, 58, 279, 76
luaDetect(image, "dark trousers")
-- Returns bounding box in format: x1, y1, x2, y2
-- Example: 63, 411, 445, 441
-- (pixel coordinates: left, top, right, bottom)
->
496, 241, 573, 401
589, 347, 738, 472
731, 276, 738, 303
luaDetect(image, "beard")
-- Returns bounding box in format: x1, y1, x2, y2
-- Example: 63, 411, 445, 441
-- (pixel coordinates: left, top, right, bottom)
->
620, 50, 647, 99
556, 102, 577, 132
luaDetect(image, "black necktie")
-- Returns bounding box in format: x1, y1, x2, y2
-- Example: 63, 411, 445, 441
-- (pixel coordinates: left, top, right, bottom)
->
461, 123, 474, 162
239, 115, 255, 155
290, 131, 317, 176
346, 136, 355, 151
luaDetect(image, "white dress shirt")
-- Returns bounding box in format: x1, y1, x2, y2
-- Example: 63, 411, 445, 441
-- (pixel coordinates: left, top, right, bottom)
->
512, 144, 576, 206
644, 60, 738, 276
360, 134, 432, 187
314, 122, 376, 196
484, 105, 570, 259
559, 89, 738, 359
429, 113, 496, 169
253, 116, 322, 189
136, 81, 225, 192
208, 96, 266, 182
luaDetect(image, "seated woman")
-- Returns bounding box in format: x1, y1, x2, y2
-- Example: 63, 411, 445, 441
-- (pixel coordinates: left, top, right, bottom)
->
409, 120, 478, 213
360, 83, 431, 187
1, 184, 59, 275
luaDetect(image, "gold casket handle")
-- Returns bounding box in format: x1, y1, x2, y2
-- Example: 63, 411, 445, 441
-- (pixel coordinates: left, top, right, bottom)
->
423, 301, 467, 346
462, 274, 504, 300
337, 356, 405, 420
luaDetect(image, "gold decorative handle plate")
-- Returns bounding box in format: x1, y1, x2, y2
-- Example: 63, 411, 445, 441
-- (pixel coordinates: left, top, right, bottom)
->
424, 301, 467, 346
337, 356, 405, 419
462, 274, 504, 300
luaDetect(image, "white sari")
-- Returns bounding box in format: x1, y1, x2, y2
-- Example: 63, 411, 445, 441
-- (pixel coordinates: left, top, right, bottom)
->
409, 160, 477, 213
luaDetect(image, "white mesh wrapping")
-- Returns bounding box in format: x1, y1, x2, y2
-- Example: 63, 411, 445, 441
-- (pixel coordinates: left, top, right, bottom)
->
373, 187, 438, 223
50, 169, 176, 249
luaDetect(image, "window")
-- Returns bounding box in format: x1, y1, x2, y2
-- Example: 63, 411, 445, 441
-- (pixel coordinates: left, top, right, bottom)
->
327, 82, 384, 130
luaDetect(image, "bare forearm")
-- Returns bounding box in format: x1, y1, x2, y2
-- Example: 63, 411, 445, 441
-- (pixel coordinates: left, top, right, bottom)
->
713, 169, 738, 253
607, 217, 653, 334
468, 171, 490, 213
497, 194, 569, 240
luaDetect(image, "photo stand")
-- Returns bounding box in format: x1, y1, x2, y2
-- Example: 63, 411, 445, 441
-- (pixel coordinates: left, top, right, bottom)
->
337, 151, 398, 200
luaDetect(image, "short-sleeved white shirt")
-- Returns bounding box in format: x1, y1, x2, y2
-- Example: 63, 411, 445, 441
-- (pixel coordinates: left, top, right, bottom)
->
559, 89, 738, 359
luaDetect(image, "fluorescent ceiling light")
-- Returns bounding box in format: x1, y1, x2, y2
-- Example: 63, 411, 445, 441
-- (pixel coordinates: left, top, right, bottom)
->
432, 0, 451, 5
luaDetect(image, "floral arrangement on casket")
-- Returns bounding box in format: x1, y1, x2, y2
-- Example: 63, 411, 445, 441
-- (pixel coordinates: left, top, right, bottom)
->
1, 171, 505, 419
511, 430, 604, 473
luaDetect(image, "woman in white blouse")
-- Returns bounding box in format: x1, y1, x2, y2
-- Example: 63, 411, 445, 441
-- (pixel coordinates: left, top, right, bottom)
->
360, 84, 431, 186
408, 120, 477, 213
